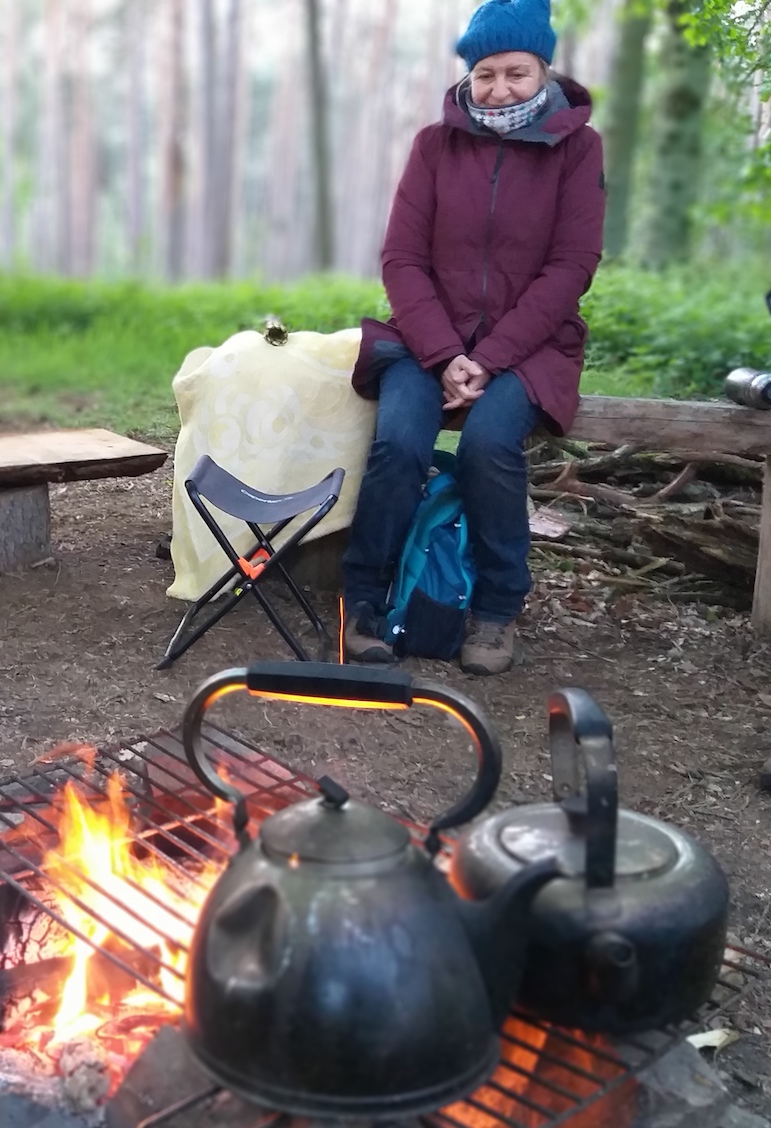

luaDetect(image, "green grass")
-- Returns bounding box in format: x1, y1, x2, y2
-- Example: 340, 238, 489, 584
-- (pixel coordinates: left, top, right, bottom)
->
0, 274, 387, 439
1, 263, 769, 439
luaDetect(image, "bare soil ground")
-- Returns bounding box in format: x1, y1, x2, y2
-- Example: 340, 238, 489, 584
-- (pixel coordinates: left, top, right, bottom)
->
1, 454, 771, 1117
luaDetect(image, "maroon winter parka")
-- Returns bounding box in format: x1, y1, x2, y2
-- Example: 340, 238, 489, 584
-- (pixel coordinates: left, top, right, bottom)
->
351, 76, 606, 435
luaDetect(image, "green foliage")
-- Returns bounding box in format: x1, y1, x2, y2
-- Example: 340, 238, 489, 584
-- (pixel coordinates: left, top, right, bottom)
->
677, 3, 771, 246
681, 1, 771, 90
552, 0, 593, 32
687, 94, 771, 245
1, 268, 770, 438
581, 262, 771, 398
604, 1, 771, 263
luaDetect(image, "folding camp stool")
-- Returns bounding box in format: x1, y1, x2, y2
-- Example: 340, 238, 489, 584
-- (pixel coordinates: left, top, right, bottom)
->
158, 455, 345, 669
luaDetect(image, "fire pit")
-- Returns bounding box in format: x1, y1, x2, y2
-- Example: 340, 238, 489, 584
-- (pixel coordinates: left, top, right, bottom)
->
0, 726, 766, 1128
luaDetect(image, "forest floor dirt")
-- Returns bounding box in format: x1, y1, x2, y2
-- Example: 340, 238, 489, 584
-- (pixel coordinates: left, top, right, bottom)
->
1, 450, 771, 1118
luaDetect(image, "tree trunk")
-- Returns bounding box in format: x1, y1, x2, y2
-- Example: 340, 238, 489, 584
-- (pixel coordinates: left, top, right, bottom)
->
304, 0, 334, 270
640, 0, 711, 270
211, 0, 242, 277
197, 0, 217, 276
555, 25, 578, 78
160, 0, 187, 280
331, 0, 359, 274
33, 0, 63, 272
126, 0, 147, 274
0, 0, 20, 269
69, 0, 95, 276
56, 5, 73, 274
0, 486, 52, 572
230, 0, 251, 277
602, 0, 653, 259
349, 0, 398, 274
364, 0, 400, 275
261, 13, 307, 280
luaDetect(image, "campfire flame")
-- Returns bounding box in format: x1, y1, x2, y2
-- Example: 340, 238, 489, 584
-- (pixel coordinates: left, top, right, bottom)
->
7, 772, 224, 1089
46, 775, 210, 1035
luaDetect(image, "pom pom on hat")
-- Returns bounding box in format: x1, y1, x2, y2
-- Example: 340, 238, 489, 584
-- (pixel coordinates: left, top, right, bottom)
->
456, 0, 557, 70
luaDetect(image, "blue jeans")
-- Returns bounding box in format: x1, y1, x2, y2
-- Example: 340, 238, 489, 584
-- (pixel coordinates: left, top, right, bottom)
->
342, 357, 542, 623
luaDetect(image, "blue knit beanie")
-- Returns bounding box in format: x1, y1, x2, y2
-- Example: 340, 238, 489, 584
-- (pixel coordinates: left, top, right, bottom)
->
456, 0, 557, 70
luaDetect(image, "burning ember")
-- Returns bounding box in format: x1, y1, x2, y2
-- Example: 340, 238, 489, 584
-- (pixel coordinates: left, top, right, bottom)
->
0, 769, 225, 1099
440, 1015, 634, 1128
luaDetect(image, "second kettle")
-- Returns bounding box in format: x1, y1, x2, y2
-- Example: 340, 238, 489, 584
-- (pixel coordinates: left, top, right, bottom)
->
450, 688, 730, 1034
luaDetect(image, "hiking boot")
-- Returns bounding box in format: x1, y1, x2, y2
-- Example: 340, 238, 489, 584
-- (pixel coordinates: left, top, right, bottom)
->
344, 601, 395, 664
460, 616, 523, 676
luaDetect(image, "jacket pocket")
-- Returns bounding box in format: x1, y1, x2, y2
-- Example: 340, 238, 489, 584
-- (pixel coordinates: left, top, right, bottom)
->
551, 315, 588, 358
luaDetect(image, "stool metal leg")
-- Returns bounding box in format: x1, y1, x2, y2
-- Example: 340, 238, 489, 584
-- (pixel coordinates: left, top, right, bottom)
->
157, 585, 245, 670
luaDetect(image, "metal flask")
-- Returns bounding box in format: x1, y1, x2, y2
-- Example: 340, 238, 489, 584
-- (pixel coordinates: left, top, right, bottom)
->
181, 662, 559, 1120
723, 288, 771, 408
450, 688, 730, 1035
724, 367, 771, 410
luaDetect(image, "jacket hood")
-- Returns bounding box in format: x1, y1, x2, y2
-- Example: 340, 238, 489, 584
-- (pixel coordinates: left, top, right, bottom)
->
443, 74, 593, 146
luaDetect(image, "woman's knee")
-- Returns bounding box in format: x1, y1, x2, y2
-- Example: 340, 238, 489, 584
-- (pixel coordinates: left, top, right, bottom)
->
370, 432, 432, 481
457, 436, 526, 491
458, 415, 528, 467
459, 374, 539, 457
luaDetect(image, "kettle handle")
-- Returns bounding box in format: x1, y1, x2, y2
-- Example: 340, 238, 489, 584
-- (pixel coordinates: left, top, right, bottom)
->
548, 688, 617, 890
182, 661, 503, 854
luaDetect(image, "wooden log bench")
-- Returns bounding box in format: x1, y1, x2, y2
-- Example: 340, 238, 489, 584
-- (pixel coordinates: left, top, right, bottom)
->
0, 428, 167, 572
291, 395, 771, 637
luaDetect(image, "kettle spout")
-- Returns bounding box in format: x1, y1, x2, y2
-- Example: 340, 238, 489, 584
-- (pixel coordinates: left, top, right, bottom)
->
457, 857, 559, 1027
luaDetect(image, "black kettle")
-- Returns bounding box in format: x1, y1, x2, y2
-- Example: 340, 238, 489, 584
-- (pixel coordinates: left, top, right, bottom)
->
181, 663, 559, 1120
450, 688, 730, 1034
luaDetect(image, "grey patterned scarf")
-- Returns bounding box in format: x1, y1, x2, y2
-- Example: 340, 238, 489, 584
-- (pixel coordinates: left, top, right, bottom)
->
466, 84, 549, 136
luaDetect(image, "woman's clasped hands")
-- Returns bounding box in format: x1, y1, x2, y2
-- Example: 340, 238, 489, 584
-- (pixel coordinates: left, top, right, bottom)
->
441, 355, 492, 411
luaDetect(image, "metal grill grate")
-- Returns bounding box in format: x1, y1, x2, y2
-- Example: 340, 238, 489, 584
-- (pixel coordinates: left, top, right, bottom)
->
0, 726, 766, 1128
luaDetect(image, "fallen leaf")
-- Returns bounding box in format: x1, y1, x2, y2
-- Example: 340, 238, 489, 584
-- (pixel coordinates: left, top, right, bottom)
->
153, 692, 176, 703
529, 509, 574, 540
687, 1028, 740, 1052
32, 742, 96, 765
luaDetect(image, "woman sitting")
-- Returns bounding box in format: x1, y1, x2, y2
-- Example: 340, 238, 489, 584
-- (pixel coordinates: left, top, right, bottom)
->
343, 0, 606, 675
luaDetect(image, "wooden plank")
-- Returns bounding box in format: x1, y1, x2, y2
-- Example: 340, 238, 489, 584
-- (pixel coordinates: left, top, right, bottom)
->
444, 396, 771, 457
0, 428, 167, 487
753, 457, 771, 636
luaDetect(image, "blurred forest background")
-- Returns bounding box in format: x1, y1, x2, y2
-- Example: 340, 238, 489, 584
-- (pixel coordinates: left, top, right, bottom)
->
1, 0, 771, 433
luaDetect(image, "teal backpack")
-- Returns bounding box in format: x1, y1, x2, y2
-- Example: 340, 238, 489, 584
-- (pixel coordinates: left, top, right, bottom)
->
383, 452, 476, 660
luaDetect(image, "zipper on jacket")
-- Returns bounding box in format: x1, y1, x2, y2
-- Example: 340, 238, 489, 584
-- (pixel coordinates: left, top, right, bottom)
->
476, 143, 506, 341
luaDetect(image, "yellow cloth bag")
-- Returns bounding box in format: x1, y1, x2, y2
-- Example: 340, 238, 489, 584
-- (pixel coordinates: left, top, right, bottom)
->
167, 328, 376, 602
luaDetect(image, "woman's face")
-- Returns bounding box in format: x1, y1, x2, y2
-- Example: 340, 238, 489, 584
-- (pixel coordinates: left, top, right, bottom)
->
470, 51, 545, 106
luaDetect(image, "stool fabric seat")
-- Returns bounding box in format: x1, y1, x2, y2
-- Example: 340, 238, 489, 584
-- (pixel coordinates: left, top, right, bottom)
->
158, 455, 344, 669
190, 457, 342, 525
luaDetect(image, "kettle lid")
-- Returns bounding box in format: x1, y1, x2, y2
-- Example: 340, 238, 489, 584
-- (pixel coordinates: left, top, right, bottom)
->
499, 805, 678, 879
261, 776, 410, 865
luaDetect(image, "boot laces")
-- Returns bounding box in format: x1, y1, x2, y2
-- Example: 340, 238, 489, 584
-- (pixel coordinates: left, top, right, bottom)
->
466, 618, 507, 646
352, 601, 386, 639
